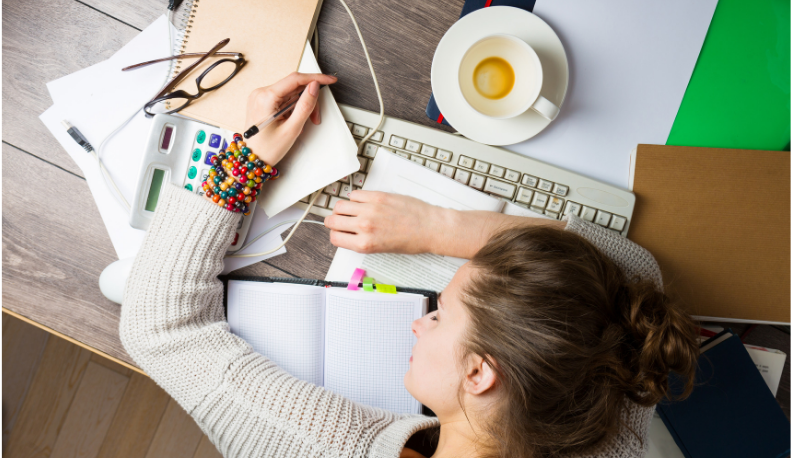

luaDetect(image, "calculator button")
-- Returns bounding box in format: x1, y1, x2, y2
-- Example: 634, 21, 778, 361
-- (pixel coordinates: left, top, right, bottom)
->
439, 164, 455, 178
405, 140, 422, 153
564, 201, 582, 216
196, 130, 206, 144
425, 160, 440, 172
204, 152, 216, 165
188, 166, 197, 179
363, 143, 379, 158
609, 215, 627, 231
553, 184, 569, 196
580, 206, 597, 222
547, 196, 564, 213
231, 233, 239, 246
352, 172, 366, 187
454, 168, 470, 185
370, 131, 384, 142
537, 179, 554, 192
395, 151, 410, 159
314, 193, 329, 208
389, 135, 406, 149
458, 156, 475, 168
489, 165, 505, 178
474, 160, 490, 173
531, 192, 549, 209
324, 182, 341, 196
352, 124, 368, 137
436, 149, 453, 162
521, 175, 538, 187
595, 210, 612, 227
484, 178, 516, 199
221, 139, 228, 150
184, 183, 193, 191
357, 156, 368, 172
192, 148, 202, 162
516, 187, 534, 204
410, 155, 425, 166
200, 169, 210, 182
469, 173, 486, 190
420, 145, 437, 157
504, 169, 520, 182
209, 134, 221, 148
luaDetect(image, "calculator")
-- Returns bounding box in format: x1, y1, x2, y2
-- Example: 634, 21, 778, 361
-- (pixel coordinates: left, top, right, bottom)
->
130, 114, 257, 252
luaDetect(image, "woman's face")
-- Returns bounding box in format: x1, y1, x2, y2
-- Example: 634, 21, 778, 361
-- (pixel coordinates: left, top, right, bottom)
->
404, 262, 474, 416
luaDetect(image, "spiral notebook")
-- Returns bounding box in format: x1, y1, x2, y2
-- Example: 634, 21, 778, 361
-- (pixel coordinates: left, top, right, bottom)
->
222, 276, 437, 415
171, 0, 324, 131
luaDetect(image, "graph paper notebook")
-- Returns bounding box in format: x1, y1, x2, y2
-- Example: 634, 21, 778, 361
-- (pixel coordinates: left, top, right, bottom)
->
222, 276, 435, 415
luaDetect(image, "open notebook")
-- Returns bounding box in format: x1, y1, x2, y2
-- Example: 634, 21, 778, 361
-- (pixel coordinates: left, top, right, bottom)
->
224, 277, 433, 415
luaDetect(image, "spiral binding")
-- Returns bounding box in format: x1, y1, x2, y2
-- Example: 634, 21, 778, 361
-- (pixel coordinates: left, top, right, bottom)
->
169, 0, 197, 81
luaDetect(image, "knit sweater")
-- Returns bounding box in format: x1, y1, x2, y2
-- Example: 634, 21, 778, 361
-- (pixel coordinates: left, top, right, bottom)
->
120, 184, 662, 458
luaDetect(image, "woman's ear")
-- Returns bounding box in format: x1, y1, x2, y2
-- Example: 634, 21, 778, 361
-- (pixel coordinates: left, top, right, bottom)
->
463, 354, 497, 395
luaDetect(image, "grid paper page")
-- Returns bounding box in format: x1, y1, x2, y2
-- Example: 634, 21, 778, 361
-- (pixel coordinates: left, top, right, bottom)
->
227, 281, 325, 386
323, 289, 427, 415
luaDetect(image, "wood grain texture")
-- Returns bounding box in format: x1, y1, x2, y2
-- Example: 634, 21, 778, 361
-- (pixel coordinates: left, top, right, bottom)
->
50, 362, 129, 458
144, 399, 204, 458
91, 352, 133, 377
2, 0, 138, 176
192, 435, 224, 458
5, 335, 92, 457
2, 314, 50, 452
2, 144, 130, 365
95, 373, 171, 458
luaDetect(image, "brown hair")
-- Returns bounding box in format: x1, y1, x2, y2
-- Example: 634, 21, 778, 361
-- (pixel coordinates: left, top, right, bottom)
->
459, 226, 699, 458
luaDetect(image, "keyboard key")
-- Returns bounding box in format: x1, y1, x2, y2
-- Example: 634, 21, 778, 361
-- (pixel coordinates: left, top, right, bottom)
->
396, 151, 410, 159
458, 155, 475, 168
358, 156, 368, 171
363, 143, 379, 158
553, 183, 569, 196
324, 182, 341, 196
474, 160, 490, 173
425, 160, 440, 172
564, 201, 582, 216
352, 172, 366, 187
366, 159, 374, 172
516, 187, 534, 204
537, 179, 554, 192
545, 211, 560, 219
340, 184, 353, 199
437, 149, 453, 162
339, 175, 350, 183
439, 164, 455, 178
489, 165, 505, 178
522, 175, 538, 187
504, 169, 520, 182
421, 145, 437, 157
299, 196, 309, 203
580, 206, 597, 222
389, 135, 406, 149
454, 168, 470, 185
405, 139, 422, 153
370, 131, 384, 142
410, 155, 425, 165
328, 196, 346, 210
314, 193, 329, 208
547, 196, 564, 213
484, 178, 516, 199
346, 122, 354, 131
609, 215, 627, 231
595, 210, 612, 227
352, 124, 368, 137
531, 192, 549, 209
469, 173, 486, 190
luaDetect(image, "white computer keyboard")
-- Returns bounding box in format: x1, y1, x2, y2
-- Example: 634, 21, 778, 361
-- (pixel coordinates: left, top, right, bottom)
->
297, 104, 636, 235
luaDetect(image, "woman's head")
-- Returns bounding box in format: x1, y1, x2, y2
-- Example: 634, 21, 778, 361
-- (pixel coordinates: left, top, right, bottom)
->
404, 226, 699, 458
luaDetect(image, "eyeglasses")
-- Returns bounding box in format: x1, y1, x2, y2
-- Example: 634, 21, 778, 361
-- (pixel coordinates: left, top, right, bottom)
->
123, 38, 246, 116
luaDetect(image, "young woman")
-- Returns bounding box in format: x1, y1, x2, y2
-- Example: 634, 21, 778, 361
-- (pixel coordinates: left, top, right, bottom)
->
120, 72, 699, 458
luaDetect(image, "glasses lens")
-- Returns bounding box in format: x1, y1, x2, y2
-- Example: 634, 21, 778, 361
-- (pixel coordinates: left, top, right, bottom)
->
199, 60, 238, 91
146, 96, 191, 115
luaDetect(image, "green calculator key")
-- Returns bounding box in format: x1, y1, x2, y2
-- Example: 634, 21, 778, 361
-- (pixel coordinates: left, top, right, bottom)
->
196, 130, 206, 144
188, 166, 197, 179
184, 183, 193, 191
192, 148, 202, 162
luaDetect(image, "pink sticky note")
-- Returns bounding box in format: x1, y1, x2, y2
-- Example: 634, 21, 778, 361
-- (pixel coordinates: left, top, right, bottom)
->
347, 268, 365, 290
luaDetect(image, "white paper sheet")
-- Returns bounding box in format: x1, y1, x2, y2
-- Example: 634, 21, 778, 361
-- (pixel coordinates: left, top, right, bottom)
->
505, 0, 718, 188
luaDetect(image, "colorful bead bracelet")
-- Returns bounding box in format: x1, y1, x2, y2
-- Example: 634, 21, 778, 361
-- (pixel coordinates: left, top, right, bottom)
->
201, 133, 280, 214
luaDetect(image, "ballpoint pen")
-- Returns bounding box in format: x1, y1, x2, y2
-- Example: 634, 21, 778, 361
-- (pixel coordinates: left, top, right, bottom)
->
243, 83, 331, 139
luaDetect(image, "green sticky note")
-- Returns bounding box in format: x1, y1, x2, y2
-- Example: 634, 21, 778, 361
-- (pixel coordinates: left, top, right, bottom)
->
363, 277, 375, 292
375, 284, 397, 294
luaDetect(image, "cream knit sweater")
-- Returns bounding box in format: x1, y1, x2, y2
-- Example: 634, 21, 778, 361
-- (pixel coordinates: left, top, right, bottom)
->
121, 184, 661, 458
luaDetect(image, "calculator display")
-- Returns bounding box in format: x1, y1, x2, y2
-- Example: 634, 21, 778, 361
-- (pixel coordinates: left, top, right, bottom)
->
145, 168, 166, 212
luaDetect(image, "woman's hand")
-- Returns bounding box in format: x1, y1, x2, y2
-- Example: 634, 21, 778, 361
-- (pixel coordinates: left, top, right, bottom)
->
324, 191, 446, 254
244, 72, 337, 166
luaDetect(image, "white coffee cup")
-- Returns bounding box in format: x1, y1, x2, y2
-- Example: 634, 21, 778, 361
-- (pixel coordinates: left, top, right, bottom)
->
458, 34, 559, 120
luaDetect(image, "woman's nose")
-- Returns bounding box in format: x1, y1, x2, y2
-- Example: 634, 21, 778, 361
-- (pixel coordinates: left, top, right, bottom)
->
411, 317, 423, 338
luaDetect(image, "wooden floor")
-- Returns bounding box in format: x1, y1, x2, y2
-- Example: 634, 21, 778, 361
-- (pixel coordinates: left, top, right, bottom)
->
3, 313, 223, 458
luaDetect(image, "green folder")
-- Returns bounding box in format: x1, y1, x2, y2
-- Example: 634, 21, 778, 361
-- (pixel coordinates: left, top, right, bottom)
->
667, 0, 789, 151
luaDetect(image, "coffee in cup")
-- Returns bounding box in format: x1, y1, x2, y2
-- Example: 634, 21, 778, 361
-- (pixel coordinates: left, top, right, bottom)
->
458, 34, 559, 120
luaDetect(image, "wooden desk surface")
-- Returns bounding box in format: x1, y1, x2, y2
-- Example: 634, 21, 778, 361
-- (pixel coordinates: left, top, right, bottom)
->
3, 0, 788, 417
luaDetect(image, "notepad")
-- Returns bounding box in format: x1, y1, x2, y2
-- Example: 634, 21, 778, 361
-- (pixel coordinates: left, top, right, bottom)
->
226, 279, 429, 414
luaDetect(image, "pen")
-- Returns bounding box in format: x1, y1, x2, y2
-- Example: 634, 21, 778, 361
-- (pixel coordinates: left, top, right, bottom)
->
62, 120, 95, 153
243, 83, 330, 139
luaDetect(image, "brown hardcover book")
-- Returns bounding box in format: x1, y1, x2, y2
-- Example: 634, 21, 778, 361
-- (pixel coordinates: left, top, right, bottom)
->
627, 144, 789, 323
172, 0, 324, 131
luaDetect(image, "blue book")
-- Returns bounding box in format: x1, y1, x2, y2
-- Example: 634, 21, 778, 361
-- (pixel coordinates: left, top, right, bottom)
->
425, 0, 537, 127
656, 330, 790, 458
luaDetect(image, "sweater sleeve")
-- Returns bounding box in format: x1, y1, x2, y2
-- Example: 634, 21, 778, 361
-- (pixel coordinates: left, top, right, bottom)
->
119, 184, 436, 458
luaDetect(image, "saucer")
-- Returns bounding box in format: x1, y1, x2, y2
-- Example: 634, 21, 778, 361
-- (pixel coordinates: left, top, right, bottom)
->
431, 7, 569, 145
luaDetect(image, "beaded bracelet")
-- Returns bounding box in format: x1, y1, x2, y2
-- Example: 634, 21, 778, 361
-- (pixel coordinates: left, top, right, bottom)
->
201, 133, 280, 214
